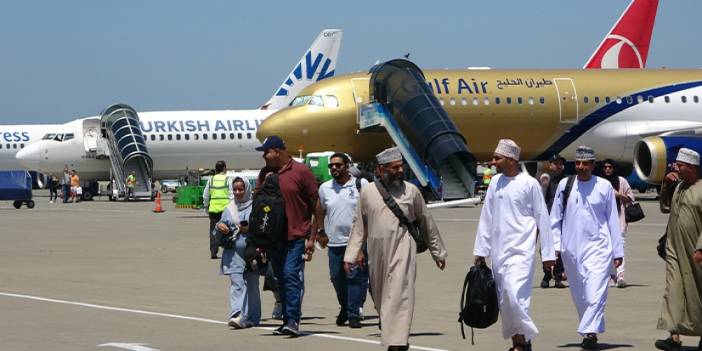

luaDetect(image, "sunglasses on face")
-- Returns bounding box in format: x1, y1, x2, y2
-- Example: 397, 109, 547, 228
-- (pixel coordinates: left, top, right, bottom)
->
328, 163, 345, 169
603, 165, 613, 169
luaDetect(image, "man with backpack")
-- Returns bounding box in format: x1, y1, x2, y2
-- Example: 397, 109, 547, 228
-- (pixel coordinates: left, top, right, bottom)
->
316, 152, 368, 329
550, 146, 623, 351
255, 136, 319, 337
343, 147, 446, 351
473, 139, 555, 351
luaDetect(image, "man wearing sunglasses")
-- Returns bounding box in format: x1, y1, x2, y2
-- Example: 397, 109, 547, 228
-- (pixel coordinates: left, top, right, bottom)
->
316, 153, 369, 329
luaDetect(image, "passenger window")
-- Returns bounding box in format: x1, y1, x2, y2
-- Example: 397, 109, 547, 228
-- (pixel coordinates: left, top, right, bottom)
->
247, 133, 252, 139
637, 95, 644, 104
212, 133, 217, 140
5, 144, 9, 149
626, 96, 633, 104
221, 133, 226, 140
483, 97, 490, 105
495, 97, 501, 104
167, 134, 173, 141
594, 96, 600, 103
176, 134, 181, 141
449, 97, 456, 106
203, 134, 208, 140
472, 97, 479, 106
159, 135, 164, 141
583, 96, 589, 104
506, 97, 512, 105
13, 144, 17, 149
517, 97, 523, 104
20, 143, 24, 148
605, 97, 611, 103
461, 97, 468, 106
229, 133, 235, 139
185, 134, 190, 141
540, 97, 545, 104
439, 98, 444, 106
695, 96, 700, 103
194, 134, 199, 140
528, 97, 534, 105
238, 133, 243, 139
615, 97, 622, 104
664, 96, 670, 103
150, 135, 155, 141
324, 95, 339, 108
648, 96, 654, 103
682, 96, 688, 103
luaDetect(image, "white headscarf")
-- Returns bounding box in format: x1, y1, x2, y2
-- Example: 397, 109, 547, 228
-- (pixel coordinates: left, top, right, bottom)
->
231, 175, 253, 212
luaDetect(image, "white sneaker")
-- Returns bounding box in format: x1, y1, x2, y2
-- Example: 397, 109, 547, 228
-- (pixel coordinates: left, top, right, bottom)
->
272, 302, 283, 320
359, 307, 364, 321
616, 277, 626, 288
49, 200, 53, 204
228, 315, 246, 329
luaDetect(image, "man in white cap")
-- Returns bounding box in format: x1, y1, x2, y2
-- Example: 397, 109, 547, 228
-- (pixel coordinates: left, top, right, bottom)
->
344, 146, 447, 351
550, 146, 623, 350
474, 139, 555, 351
655, 147, 702, 351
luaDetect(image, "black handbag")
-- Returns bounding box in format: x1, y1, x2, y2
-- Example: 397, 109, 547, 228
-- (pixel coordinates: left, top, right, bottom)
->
375, 180, 428, 253
625, 202, 645, 223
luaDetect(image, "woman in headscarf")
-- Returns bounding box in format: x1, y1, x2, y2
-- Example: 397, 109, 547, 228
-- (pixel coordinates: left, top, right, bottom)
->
216, 176, 260, 328
601, 159, 635, 288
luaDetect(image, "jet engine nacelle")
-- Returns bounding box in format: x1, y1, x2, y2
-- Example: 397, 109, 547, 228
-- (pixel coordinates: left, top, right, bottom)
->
634, 135, 702, 184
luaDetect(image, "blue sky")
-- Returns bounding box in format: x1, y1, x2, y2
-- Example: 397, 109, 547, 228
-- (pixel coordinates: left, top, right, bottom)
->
0, 0, 700, 124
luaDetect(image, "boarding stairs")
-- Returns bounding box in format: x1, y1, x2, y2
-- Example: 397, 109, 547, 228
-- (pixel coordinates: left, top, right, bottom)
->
100, 104, 154, 200
357, 59, 476, 200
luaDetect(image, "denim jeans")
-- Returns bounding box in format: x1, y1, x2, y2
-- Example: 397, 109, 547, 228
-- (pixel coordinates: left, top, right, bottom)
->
269, 238, 306, 324
328, 245, 368, 319
62, 184, 70, 203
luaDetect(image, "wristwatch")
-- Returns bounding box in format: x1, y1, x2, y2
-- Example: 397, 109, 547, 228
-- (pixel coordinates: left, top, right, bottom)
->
317, 228, 326, 235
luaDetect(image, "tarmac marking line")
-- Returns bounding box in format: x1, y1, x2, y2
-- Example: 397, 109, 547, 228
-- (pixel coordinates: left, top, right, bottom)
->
0, 291, 450, 351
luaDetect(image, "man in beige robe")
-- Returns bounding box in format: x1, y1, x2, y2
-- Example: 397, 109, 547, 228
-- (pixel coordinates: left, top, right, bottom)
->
655, 148, 702, 351
344, 147, 447, 351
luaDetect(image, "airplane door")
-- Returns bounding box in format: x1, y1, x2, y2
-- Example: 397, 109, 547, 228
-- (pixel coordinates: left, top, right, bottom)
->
553, 78, 579, 123
351, 78, 370, 124
82, 118, 101, 152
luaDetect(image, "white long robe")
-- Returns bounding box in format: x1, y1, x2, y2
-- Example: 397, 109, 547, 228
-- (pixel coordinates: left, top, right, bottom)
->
550, 176, 623, 335
344, 181, 447, 346
474, 172, 556, 340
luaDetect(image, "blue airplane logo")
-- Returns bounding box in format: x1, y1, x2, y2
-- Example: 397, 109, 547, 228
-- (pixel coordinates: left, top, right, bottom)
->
275, 51, 335, 97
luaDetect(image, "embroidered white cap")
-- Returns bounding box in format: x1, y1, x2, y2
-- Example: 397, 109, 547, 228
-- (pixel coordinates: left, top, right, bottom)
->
676, 147, 700, 166
494, 139, 521, 161
376, 147, 403, 164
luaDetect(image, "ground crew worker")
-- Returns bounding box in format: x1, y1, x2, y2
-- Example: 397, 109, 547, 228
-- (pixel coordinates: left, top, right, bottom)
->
204, 160, 234, 259
126, 171, 136, 200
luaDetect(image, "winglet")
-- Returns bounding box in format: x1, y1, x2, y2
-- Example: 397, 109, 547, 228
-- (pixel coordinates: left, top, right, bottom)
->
260, 29, 343, 110
584, 0, 659, 69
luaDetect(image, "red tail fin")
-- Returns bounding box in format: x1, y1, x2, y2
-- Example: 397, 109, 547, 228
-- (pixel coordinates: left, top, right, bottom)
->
584, 0, 659, 69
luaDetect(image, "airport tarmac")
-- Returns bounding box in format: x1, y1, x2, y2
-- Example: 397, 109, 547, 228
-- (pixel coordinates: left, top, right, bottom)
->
0, 191, 699, 351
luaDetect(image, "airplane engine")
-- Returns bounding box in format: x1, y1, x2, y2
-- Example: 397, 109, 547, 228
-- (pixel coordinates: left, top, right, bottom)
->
634, 136, 702, 184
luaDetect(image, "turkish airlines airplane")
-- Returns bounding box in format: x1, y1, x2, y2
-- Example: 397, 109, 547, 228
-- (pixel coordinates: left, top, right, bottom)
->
12, 29, 342, 181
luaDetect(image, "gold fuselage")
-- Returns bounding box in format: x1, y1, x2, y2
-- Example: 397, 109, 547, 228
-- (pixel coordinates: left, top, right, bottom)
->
258, 69, 702, 162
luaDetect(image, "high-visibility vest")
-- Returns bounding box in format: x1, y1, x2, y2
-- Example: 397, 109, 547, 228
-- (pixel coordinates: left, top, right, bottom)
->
208, 174, 230, 213
126, 174, 136, 188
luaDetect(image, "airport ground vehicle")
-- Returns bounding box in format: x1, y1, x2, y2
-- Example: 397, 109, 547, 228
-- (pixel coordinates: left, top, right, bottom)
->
160, 179, 180, 193
0, 170, 34, 209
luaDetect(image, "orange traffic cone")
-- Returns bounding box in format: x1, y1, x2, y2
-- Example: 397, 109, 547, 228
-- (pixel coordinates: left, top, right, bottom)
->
153, 192, 165, 213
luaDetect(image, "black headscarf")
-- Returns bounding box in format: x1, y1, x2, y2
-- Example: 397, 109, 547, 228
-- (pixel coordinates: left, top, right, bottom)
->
602, 159, 621, 212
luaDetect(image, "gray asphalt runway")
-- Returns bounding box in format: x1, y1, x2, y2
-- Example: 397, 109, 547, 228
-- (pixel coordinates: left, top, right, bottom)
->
0, 191, 698, 350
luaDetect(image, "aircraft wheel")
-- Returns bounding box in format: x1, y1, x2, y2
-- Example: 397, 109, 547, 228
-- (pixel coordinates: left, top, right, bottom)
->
26, 200, 35, 209
13, 201, 22, 209
82, 191, 93, 201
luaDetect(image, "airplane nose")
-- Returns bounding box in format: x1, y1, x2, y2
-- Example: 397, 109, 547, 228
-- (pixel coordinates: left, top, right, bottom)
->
257, 108, 296, 142
15, 142, 42, 169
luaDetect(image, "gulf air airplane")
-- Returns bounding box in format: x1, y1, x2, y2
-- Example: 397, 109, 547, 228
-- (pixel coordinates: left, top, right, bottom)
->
12, 29, 342, 181
256, 65, 702, 186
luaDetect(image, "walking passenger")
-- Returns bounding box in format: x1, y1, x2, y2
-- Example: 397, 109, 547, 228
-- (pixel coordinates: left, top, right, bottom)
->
61, 166, 70, 203
550, 146, 623, 350
70, 170, 80, 203
48, 174, 58, 203
217, 176, 261, 329
316, 152, 369, 328
256, 136, 319, 337
344, 147, 447, 351
204, 160, 234, 259
473, 139, 555, 351
600, 159, 634, 288
541, 154, 568, 289
654, 148, 702, 351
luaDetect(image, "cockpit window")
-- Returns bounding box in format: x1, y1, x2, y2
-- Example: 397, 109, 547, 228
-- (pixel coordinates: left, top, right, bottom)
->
308, 95, 323, 107
63, 133, 75, 141
291, 96, 313, 106
42, 133, 57, 140
54, 134, 63, 141
324, 95, 339, 108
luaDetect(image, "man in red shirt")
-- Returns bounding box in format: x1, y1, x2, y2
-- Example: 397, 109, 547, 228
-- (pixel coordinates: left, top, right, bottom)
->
256, 135, 319, 337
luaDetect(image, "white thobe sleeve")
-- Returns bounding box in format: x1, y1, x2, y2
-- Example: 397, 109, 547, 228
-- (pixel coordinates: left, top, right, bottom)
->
344, 188, 367, 264
549, 179, 566, 252
473, 181, 494, 258
531, 180, 556, 261
605, 186, 624, 259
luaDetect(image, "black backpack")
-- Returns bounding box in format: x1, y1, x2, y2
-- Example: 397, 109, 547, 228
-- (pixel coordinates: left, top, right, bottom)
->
458, 261, 499, 344
245, 174, 286, 268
